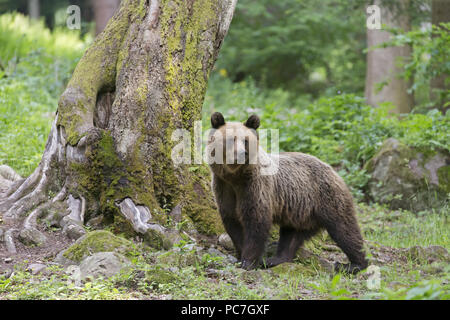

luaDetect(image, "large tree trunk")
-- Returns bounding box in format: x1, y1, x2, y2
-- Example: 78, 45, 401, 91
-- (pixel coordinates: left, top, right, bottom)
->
0, 0, 237, 252
431, 0, 450, 113
93, 0, 121, 35
365, 0, 414, 114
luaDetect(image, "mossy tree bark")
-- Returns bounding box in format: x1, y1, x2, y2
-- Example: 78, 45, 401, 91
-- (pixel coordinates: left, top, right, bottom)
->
0, 0, 237, 251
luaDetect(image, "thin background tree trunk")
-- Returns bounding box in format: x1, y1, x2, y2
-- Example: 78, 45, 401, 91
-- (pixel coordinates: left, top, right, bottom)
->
27, 0, 40, 20
365, 0, 414, 114
93, 0, 121, 35
431, 0, 449, 113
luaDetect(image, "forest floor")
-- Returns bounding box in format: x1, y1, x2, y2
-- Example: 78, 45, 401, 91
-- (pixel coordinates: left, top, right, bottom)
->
0, 202, 448, 300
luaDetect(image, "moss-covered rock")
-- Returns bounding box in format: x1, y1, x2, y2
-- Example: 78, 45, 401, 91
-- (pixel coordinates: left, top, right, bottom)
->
365, 138, 450, 212
143, 227, 183, 250
59, 230, 140, 264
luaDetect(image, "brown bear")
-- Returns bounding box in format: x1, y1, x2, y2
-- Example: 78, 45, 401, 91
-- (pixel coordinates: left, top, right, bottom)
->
207, 112, 368, 273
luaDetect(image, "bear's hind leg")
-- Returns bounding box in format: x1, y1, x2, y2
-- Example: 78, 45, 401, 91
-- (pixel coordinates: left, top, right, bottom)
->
266, 227, 317, 268
321, 216, 368, 274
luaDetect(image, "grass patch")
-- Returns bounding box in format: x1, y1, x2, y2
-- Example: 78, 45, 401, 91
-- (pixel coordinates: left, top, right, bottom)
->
0, 13, 87, 176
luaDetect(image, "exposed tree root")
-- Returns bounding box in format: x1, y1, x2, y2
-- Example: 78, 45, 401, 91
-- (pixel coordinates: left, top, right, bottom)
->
0, 117, 85, 252
117, 198, 164, 234
0, 116, 183, 257
1, 118, 64, 221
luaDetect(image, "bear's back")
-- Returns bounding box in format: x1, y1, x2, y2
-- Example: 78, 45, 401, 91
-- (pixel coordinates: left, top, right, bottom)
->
269, 152, 352, 226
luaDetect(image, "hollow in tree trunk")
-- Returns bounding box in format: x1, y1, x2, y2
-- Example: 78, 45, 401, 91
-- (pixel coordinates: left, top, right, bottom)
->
0, 0, 237, 252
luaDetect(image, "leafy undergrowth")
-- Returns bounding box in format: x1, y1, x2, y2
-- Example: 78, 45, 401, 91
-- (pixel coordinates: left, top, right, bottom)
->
0, 13, 87, 177
0, 203, 448, 300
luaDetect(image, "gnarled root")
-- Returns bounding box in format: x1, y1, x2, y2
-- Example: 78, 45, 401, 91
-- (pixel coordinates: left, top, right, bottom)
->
0, 117, 89, 256
0, 118, 65, 221
117, 198, 182, 250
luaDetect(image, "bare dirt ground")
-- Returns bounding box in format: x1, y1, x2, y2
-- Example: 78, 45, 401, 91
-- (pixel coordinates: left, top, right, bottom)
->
0, 218, 73, 275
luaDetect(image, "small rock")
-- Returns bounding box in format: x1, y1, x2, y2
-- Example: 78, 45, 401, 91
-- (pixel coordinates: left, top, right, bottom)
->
207, 247, 227, 258
18, 227, 47, 246
4, 257, 13, 263
60, 216, 82, 229
218, 233, 234, 251
66, 265, 82, 286
162, 229, 183, 250
317, 257, 334, 272
168, 204, 182, 223
206, 268, 226, 277
226, 254, 238, 264
42, 211, 62, 229
63, 223, 87, 240
86, 215, 104, 229
27, 263, 47, 275
79, 252, 131, 280
0, 268, 13, 279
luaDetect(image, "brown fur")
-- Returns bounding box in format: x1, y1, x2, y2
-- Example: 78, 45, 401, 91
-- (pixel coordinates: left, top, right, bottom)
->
208, 113, 368, 273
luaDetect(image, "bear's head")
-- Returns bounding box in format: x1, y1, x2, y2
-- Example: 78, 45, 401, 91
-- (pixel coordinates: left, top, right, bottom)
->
207, 112, 260, 173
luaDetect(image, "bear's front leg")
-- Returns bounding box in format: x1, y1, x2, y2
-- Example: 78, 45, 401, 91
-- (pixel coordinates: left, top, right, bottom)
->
239, 206, 271, 270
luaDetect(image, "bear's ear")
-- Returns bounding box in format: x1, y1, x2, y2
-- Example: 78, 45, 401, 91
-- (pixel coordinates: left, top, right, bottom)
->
244, 114, 260, 130
211, 112, 225, 129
